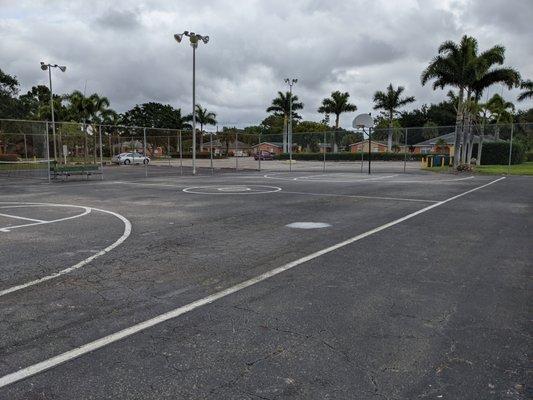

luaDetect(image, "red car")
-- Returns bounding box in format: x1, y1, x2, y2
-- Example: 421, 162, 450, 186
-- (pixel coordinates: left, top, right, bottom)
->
254, 151, 274, 160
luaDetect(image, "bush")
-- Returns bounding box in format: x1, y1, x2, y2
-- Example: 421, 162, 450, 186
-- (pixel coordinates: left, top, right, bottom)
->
274, 152, 431, 161
0, 153, 20, 161
169, 152, 226, 159
480, 141, 525, 165
526, 152, 533, 162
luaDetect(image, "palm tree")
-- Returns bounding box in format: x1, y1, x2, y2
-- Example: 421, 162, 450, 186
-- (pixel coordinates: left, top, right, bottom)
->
266, 91, 303, 152
318, 91, 357, 152
486, 94, 515, 139
66, 91, 111, 162
186, 104, 217, 150
518, 79, 533, 102
372, 84, 415, 151
421, 35, 520, 168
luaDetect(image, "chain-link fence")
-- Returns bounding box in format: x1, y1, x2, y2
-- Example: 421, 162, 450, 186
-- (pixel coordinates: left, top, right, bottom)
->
1, 119, 531, 181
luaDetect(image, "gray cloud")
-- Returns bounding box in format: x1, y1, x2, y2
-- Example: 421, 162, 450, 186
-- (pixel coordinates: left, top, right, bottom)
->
0, 0, 531, 129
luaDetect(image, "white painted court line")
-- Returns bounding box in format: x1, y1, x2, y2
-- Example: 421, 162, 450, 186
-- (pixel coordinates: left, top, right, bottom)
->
0, 205, 91, 233
262, 172, 476, 184
0, 213, 46, 223
0, 203, 131, 297
281, 191, 439, 203
0, 177, 505, 388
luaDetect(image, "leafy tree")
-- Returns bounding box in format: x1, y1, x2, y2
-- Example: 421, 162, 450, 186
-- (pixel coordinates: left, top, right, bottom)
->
122, 102, 190, 130
421, 35, 520, 167
373, 83, 415, 151
0, 69, 28, 119
266, 91, 303, 152
317, 91, 357, 151
518, 79, 533, 102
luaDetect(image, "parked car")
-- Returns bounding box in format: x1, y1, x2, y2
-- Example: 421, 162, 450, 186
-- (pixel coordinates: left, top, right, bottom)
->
254, 151, 274, 160
112, 152, 150, 165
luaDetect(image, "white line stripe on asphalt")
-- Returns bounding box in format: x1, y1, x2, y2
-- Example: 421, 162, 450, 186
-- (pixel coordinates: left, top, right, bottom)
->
281, 191, 439, 203
0, 206, 91, 233
0, 213, 46, 223
0, 203, 131, 297
0, 177, 505, 388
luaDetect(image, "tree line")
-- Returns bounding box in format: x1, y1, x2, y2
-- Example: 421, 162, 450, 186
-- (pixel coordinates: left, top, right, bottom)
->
1, 34, 532, 165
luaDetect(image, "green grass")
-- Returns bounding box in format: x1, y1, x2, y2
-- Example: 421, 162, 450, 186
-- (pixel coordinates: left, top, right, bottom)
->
423, 162, 533, 175
474, 162, 533, 175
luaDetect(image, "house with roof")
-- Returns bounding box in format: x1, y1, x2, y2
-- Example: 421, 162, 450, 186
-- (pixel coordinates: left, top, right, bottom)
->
408, 132, 498, 155
200, 140, 251, 156
349, 139, 389, 153
251, 142, 284, 155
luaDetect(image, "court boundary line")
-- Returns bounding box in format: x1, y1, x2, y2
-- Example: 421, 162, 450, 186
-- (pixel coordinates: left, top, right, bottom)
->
0, 176, 505, 388
0, 204, 91, 233
262, 172, 476, 184
0, 202, 132, 297
280, 190, 439, 203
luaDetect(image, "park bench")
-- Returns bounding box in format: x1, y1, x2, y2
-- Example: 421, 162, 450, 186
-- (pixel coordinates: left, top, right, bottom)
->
50, 163, 102, 181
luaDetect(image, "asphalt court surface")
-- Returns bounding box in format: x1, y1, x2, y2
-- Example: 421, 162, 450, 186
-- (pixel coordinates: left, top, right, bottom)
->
0, 167, 531, 399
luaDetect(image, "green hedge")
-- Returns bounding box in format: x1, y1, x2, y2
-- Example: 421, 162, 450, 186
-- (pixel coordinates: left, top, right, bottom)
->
274, 152, 432, 161
169, 152, 227, 159
480, 141, 525, 165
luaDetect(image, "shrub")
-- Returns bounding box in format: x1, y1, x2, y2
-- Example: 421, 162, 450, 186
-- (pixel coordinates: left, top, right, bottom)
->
526, 152, 533, 162
274, 152, 431, 161
0, 153, 20, 161
480, 141, 525, 165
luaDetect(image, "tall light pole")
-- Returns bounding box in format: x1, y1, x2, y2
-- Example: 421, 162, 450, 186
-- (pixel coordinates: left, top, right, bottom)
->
174, 31, 209, 175
40, 62, 66, 162
284, 78, 297, 169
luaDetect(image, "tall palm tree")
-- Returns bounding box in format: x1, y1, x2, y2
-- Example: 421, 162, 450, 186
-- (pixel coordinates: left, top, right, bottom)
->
66, 91, 111, 162
518, 79, 533, 102
421, 35, 520, 168
266, 91, 303, 152
186, 104, 217, 150
318, 91, 357, 152
486, 94, 515, 139
372, 84, 414, 151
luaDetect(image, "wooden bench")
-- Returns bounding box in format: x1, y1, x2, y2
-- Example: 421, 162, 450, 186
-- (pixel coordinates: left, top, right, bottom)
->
50, 163, 102, 180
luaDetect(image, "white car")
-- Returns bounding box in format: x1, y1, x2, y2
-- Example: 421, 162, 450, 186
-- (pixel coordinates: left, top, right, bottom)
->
112, 152, 150, 165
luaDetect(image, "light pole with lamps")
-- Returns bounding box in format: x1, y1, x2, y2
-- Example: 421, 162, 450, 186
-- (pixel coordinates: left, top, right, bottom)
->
284, 78, 297, 170
40, 62, 66, 162
174, 31, 209, 175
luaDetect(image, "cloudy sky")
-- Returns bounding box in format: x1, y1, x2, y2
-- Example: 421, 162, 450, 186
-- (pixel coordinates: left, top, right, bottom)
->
1, 0, 532, 129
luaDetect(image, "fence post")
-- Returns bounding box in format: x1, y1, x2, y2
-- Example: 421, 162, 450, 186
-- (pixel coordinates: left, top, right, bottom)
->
143, 127, 148, 177
235, 129, 238, 172
99, 125, 104, 180
323, 131, 326, 173
210, 128, 214, 174
403, 128, 407, 173
179, 130, 183, 175
45, 121, 51, 183
508, 123, 514, 174
167, 136, 171, 167
22, 134, 28, 160
258, 131, 261, 171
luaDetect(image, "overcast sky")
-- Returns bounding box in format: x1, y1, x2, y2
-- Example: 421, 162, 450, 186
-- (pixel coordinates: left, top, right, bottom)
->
1, 0, 532, 129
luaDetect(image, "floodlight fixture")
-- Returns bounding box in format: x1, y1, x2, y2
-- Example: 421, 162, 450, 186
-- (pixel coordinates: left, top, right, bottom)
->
284, 77, 298, 167
40, 61, 67, 162
173, 30, 210, 175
